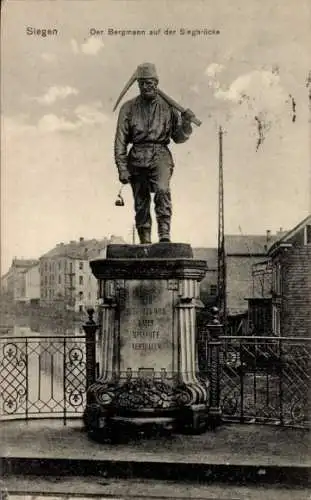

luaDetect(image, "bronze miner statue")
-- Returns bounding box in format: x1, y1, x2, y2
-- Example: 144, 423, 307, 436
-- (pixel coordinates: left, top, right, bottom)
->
114, 62, 201, 244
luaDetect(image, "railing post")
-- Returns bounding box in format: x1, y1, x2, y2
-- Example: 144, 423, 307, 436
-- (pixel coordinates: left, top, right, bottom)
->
207, 307, 223, 429
82, 307, 98, 390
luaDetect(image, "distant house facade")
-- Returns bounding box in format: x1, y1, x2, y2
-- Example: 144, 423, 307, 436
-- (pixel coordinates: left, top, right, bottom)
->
225, 234, 280, 317
268, 215, 311, 337
16, 264, 41, 304
39, 236, 125, 312
1, 271, 10, 294
245, 258, 274, 336
3, 258, 39, 302
193, 248, 218, 307
194, 234, 280, 334
40, 255, 99, 312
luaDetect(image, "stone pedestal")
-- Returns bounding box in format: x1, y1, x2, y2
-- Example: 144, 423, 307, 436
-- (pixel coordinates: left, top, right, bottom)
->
84, 243, 209, 439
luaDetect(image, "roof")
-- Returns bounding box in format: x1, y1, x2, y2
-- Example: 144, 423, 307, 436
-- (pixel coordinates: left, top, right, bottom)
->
40, 236, 126, 260
268, 214, 311, 254
194, 235, 280, 266
225, 235, 279, 256
11, 259, 39, 268
41, 239, 107, 260
193, 248, 218, 269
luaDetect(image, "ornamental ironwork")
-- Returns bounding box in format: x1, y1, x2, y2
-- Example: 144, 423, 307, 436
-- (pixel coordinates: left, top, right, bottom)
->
0, 336, 87, 423
201, 335, 311, 428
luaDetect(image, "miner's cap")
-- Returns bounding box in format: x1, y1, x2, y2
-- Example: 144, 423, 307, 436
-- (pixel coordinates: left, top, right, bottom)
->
136, 62, 159, 81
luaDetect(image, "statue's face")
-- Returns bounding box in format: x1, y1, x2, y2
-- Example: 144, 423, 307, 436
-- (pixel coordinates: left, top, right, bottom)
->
138, 78, 158, 100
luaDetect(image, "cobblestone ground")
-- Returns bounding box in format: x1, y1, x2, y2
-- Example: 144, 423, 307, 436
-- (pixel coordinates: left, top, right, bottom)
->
1, 420, 310, 499
1, 476, 311, 500
1, 419, 310, 466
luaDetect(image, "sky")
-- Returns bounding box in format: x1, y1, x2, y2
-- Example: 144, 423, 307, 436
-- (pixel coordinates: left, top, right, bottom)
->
1, 0, 310, 274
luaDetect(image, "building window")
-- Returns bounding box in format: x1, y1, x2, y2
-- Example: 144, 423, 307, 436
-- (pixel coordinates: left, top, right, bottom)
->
272, 305, 281, 336
79, 276, 83, 285
305, 225, 311, 245
79, 305, 83, 312
79, 261, 83, 270
210, 284, 217, 296
58, 275, 61, 284
58, 261, 61, 270
79, 291, 83, 300
272, 262, 282, 295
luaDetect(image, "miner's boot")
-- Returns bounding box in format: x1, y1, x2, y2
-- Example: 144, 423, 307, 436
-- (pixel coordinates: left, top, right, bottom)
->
137, 227, 152, 244
158, 218, 171, 243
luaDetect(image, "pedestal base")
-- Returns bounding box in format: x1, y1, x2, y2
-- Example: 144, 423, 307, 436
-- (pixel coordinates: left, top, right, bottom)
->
84, 243, 210, 442
176, 404, 209, 434
85, 403, 208, 442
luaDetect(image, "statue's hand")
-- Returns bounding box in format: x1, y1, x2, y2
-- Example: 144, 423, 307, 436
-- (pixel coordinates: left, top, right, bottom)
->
181, 108, 196, 124
119, 170, 131, 184
181, 108, 195, 134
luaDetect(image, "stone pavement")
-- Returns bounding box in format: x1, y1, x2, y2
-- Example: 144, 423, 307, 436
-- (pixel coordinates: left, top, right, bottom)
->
1, 419, 310, 466
1, 476, 311, 500
1, 419, 310, 489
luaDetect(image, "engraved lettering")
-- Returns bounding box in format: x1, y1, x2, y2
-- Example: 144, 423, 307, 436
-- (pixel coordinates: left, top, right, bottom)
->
132, 330, 160, 340
138, 319, 154, 327
124, 307, 166, 316
132, 343, 161, 350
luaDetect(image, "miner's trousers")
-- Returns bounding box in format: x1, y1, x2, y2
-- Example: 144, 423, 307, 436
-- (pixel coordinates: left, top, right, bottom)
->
128, 145, 173, 239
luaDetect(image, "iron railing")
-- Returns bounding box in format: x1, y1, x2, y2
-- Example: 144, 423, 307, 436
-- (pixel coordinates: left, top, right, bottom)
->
0, 335, 87, 424
1, 331, 310, 429
201, 335, 311, 428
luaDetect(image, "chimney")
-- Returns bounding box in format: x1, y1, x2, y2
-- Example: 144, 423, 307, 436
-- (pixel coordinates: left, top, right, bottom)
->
79, 237, 84, 242
266, 230, 271, 242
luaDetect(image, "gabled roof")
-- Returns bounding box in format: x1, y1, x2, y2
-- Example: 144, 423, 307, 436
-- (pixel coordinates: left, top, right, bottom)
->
225, 235, 279, 256
12, 259, 39, 268
41, 240, 107, 260
268, 214, 311, 255
193, 235, 280, 266
40, 236, 126, 260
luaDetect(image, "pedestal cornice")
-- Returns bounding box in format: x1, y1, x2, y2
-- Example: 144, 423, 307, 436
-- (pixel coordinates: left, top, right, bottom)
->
90, 258, 208, 281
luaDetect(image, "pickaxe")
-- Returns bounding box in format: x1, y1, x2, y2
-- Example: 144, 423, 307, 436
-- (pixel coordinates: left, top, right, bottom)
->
113, 70, 202, 127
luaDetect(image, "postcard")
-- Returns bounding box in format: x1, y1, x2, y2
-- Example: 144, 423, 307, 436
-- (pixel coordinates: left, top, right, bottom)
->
1, 1, 310, 498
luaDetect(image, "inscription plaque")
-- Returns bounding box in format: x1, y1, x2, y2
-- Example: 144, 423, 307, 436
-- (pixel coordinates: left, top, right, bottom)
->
119, 280, 173, 373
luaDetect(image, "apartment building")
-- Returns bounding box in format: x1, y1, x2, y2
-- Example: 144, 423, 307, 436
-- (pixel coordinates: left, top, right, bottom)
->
16, 264, 41, 304
3, 259, 39, 301
1, 271, 10, 294
39, 236, 125, 312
